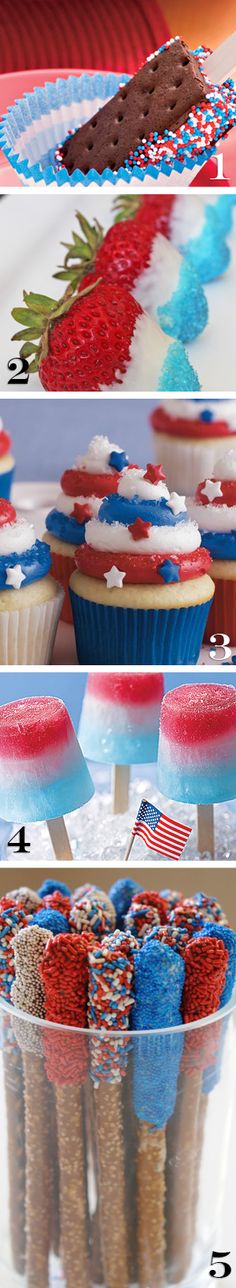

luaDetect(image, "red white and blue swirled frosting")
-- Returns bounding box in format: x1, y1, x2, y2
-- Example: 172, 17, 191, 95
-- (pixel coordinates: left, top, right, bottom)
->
46, 435, 129, 546
124, 45, 236, 173
0, 500, 51, 591
75, 464, 211, 586
188, 449, 236, 560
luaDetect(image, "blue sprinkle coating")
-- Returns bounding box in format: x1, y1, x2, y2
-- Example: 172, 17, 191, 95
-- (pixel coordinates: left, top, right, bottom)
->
157, 260, 208, 344
181, 207, 230, 284
38, 879, 71, 898
132, 939, 185, 1031
213, 195, 236, 237
0, 539, 51, 590
108, 879, 143, 930
158, 340, 200, 392
194, 923, 236, 1006
199, 530, 236, 561
133, 939, 185, 1126
98, 494, 187, 528
46, 509, 85, 545
32, 909, 70, 936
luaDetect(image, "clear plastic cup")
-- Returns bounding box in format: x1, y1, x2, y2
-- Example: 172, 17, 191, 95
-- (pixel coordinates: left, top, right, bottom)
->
0, 993, 235, 1287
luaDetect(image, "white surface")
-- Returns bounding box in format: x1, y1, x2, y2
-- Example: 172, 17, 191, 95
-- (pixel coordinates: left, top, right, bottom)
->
0, 195, 236, 392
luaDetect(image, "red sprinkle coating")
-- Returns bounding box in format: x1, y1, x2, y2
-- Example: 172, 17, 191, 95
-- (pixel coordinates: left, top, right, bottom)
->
40, 931, 93, 1084
182, 936, 228, 1024
44, 892, 71, 921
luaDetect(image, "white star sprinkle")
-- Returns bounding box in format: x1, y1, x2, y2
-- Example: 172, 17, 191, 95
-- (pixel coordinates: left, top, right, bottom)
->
169, 492, 186, 515
104, 565, 126, 589
6, 564, 26, 589
201, 479, 223, 502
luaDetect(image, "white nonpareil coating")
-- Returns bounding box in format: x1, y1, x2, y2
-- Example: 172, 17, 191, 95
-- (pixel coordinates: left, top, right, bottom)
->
212, 449, 236, 480
54, 491, 101, 517
134, 233, 181, 312
85, 516, 201, 555
118, 468, 169, 502
75, 435, 124, 473
170, 195, 205, 248
157, 400, 236, 429
0, 518, 35, 556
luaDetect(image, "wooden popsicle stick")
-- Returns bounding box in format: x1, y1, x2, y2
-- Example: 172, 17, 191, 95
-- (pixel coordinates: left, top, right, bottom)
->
112, 764, 130, 815
124, 833, 135, 863
204, 32, 236, 83
47, 817, 73, 861
197, 805, 215, 859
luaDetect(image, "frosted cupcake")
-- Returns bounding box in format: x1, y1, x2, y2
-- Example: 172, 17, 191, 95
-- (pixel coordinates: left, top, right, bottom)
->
0, 499, 64, 664
188, 448, 236, 643
44, 435, 129, 622
0, 421, 15, 498
150, 401, 236, 495
69, 464, 214, 665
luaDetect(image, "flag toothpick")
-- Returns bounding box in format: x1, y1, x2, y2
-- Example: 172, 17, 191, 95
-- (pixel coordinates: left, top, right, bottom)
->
124, 799, 192, 863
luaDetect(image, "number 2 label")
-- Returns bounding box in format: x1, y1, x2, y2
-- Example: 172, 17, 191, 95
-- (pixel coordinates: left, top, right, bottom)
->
8, 357, 29, 385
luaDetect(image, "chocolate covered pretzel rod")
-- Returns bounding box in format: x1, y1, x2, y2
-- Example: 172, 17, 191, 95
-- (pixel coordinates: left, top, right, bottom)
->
11, 925, 53, 1288
88, 930, 135, 1288
132, 937, 185, 1288
40, 933, 92, 1288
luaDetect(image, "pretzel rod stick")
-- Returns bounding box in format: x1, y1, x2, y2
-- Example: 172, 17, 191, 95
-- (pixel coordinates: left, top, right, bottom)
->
88, 931, 136, 1288
23, 1052, 52, 1288
94, 1079, 129, 1288
137, 1121, 166, 1288
165, 933, 229, 1283
84, 1080, 104, 1285
3, 1036, 26, 1276
166, 1068, 202, 1283
11, 925, 54, 1288
40, 933, 92, 1288
122, 1054, 138, 1286
112, 764, 130, 815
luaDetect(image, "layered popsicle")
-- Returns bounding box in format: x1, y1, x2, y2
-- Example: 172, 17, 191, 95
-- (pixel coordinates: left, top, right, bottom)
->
0, 696, 94, 822
158, 683, 236, 804
79, 672, 164, 765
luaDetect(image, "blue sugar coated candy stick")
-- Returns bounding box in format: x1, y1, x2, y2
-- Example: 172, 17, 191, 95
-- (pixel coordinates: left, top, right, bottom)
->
133, 939, 185, 1031
132, 941, 185, 1126
108, 878, 143, 930
182, 206, 230, 283
37, 879, 71, 898
32, 909, 70, 936
158, 341, 200, 392
157, 260, 208, 344
194, 923, 236, 1006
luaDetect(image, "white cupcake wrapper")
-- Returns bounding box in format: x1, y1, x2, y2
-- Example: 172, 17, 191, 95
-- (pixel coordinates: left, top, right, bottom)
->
152, 430, 236, 496
0, 72, 216, 189
0, 587, 64, 665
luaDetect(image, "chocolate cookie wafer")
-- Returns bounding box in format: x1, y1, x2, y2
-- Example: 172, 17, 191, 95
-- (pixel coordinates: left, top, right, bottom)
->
61, 38, 206, 175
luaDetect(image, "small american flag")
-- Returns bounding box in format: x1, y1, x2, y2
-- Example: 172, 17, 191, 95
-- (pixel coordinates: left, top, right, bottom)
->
132, 799, 192, 861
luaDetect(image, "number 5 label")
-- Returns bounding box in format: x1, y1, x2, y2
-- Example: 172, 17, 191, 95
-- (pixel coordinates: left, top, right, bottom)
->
209, 1251, 231, 1278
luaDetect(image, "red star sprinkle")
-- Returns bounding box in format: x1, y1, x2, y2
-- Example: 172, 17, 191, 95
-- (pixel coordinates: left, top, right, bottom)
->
144, 464, 166, 484
72, 502, 92, 523
128, 518, 151, 541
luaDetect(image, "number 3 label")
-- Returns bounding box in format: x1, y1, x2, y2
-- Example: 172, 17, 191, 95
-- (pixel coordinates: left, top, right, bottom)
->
209, 634, 231, 662
209, 1251, 231, 1278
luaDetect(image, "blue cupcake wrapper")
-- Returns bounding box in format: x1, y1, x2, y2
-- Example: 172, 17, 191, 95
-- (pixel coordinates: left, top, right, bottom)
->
0, 72, 217, 188
0, 467, 15, 500
70, 590, 213, 665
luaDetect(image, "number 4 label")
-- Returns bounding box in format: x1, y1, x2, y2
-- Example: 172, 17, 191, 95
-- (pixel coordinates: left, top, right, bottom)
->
8, 827, 31, 854
209, 1251, 231, 1278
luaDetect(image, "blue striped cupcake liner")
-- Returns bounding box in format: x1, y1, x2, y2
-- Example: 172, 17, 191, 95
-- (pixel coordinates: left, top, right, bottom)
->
0, 72, 216, 188
70, 590, 213, 665
0, 468, 15, 500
